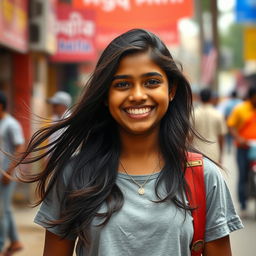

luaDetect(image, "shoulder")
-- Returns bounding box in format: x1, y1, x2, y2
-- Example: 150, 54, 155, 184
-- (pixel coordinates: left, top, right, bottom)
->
203, 158, 222, 180
202, 158, 226, 192
195, 105, 221, 117
232, 101, 248, 113
207, 106, 224, 119
227, 101, 247, 123
59, 155, 78, 186
194, 105, 204, 114
57, 152, 88, 186
5, 115, 22, 128
187, 154, 223, 182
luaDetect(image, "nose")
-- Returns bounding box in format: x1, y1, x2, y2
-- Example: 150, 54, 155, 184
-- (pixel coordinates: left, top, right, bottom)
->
128, 85, 148, 102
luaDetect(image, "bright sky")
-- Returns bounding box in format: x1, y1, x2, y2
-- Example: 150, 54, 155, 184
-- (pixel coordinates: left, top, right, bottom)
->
179, 0, 236, 36
218, 0, 235, 12
218, 0, 236, 33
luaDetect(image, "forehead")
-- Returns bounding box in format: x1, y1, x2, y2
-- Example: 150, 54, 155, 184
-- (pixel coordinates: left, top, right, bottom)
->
115, 52, 165, 76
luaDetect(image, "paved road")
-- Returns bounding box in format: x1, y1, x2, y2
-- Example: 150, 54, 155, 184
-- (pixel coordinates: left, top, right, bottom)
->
223, 147, 256, 256
7, 146, 256, 256
12, 207, 44, 256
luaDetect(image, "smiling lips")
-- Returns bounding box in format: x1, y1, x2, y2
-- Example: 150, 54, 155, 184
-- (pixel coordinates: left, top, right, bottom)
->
124, 106, 153, 118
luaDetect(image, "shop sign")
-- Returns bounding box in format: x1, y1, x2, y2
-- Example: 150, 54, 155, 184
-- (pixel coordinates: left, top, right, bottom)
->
0, 0, 28, 52
244, 27, 256, 60
46, 0, 58, 54
73, 0, 193, 29
51, 4, 96, 62
96, 24, 179, 50
236, 0, 256, 23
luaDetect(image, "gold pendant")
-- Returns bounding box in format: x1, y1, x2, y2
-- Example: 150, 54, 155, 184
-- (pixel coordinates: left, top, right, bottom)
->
138, 187, 145, 195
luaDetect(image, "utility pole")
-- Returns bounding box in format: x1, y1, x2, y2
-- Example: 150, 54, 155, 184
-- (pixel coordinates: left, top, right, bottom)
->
195, 0, 204, 85
195, 0, 220, 91
211, 0, 219, 92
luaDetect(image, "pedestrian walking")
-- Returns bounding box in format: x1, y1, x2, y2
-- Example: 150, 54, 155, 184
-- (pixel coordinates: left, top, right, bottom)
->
0, 92, 24, 256
223, 90, 242, 153
17, 29, 242, 256
47, 91, 72, 122
46, 91, 72, 147
227, 85, 256, 217
224, 91, 242, 119
192, 88, 227, 163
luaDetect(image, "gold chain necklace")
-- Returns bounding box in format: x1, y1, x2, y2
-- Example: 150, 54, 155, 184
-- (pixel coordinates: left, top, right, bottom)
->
119, 160, 159, 195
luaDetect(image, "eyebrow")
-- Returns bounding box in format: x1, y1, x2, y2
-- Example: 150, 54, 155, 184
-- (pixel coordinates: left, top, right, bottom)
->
112, 72, 163, 81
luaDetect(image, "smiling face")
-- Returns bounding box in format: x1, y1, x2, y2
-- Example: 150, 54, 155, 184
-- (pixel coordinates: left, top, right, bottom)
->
107, 51, 176, 136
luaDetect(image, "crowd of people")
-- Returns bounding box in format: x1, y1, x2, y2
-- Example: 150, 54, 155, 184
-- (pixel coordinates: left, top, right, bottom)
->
1, 28, 256, 255
193, 85, 256, 217
192, 85, 256, 218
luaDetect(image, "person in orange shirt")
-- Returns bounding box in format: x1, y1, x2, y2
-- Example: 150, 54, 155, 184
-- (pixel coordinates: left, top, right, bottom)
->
227, 85, 256, 216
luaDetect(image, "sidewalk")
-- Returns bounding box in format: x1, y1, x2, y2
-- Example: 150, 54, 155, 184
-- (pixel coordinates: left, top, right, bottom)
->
222, 148, 256, 256
12, 206, 44, 256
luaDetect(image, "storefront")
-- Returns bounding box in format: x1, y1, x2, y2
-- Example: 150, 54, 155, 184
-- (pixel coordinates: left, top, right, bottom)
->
0, 0, 31, 140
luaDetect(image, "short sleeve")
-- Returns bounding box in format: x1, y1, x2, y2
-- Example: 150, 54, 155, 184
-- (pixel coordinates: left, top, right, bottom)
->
9, 120, 25, 146
203, 158, 243, 242
227, 106, 240, 128
34, 162, 76, 240
218, 114, 228, 136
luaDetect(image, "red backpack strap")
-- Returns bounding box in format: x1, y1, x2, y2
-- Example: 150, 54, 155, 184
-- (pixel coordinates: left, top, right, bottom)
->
185, 152, 206, 256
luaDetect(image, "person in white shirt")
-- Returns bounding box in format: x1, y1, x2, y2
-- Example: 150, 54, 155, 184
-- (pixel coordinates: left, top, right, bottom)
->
47, 91, 72, 146
0, 92, 24, 256
47, 91, 72, 121
193, 88, 227, 163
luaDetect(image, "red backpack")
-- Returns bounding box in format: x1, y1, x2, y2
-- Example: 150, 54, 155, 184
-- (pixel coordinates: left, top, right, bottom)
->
185, 152, 206, 256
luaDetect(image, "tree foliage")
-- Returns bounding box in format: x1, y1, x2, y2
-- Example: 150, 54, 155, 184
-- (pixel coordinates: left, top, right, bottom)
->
202, 0, 211, 12
199, 0, 244, 69
220, 24, 244, 69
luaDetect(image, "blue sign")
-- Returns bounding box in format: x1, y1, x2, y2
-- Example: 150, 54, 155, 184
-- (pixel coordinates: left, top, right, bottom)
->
236, 0, 256, 23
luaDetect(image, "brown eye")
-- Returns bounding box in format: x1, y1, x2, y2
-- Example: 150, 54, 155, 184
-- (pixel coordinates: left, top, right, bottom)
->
113, 81, 130, 89
145, 79, 161, 87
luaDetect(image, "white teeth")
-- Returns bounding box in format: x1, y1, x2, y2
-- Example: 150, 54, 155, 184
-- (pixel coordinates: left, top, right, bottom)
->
126, 107, 151, 115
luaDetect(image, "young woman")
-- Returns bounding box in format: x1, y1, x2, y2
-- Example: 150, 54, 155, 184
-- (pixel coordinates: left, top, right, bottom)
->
19, 29, 242, 256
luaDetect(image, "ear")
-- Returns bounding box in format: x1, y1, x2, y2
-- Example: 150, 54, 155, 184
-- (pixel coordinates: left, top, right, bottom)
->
169, 84, 177, 102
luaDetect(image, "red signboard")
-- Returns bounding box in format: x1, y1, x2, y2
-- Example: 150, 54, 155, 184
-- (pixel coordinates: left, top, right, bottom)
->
96, 24, 179, 50
0, 0, 28, 52
50, 4, 97, 62
73, 0, 193, 29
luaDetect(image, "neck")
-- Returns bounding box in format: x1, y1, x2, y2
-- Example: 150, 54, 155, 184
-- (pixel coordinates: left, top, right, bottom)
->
120, 128, 160, 158
118, 128, 163, 175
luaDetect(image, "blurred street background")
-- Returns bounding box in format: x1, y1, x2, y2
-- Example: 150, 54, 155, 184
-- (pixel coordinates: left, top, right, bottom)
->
1, 0, 256, 255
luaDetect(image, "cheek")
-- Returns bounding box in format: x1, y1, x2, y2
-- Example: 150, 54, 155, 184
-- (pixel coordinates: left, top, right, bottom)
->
158, 96, 171, 119
107, 95, 120, 119
160, 92, 171, 109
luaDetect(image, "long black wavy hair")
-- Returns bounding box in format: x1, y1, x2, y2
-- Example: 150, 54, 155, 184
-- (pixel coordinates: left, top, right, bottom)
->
18, 29, 197, 246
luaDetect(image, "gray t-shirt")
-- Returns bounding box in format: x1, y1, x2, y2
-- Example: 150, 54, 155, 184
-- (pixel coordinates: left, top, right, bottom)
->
35, 158, 243, 256
0, 114, 24, 171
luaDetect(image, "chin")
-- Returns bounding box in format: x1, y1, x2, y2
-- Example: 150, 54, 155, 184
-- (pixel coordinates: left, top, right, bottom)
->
125, 126, 158, 136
